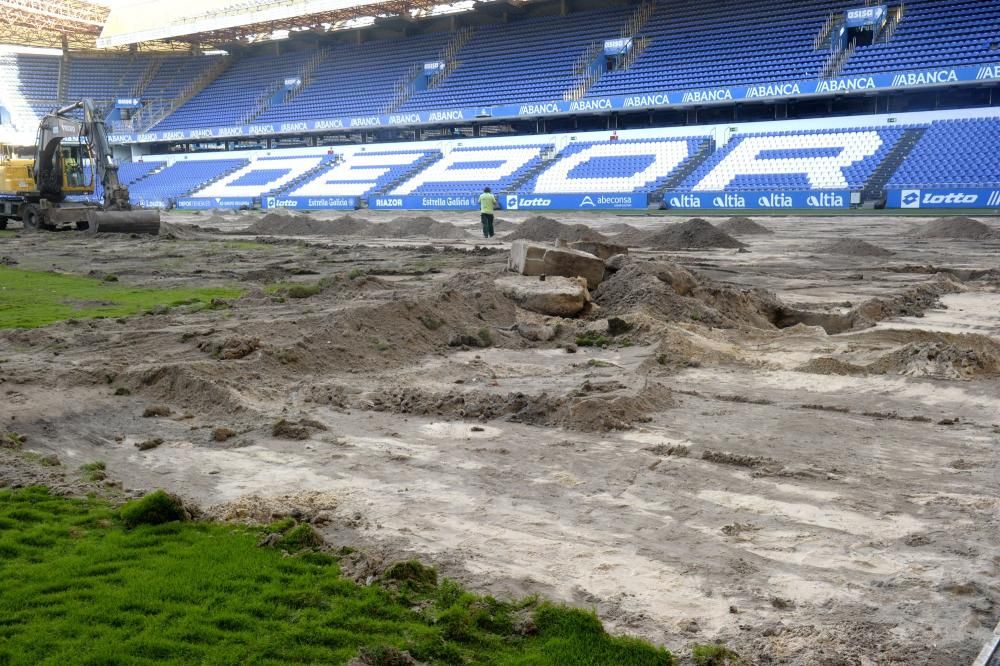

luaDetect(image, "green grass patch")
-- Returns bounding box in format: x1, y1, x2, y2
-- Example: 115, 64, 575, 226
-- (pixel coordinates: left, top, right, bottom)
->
264, 281, 324, 299
692, 643, 744, 665
0, 266, 241, 329
0, 230, 17, 238
576, 331, 610, 348
0, 487, 674, 665
79, 461, 106, 482
120, 491, 186, 529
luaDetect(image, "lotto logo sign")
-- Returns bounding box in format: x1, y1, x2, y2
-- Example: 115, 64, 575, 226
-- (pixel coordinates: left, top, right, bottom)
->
505, 194, 519, 210
900, 190, 921, 208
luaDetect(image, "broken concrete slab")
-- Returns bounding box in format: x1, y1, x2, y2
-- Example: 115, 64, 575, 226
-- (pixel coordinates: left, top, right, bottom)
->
495, 275, 590, 317
569, 241, 628, 261
508, 240, 606, 288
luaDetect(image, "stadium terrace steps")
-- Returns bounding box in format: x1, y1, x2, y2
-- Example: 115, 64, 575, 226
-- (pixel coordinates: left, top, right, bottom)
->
861, 126, 929, 202
372, 152, 445, 197
651, 138, 717, 202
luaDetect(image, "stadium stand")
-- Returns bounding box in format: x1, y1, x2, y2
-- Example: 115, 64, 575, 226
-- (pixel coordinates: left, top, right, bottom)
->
281, 150, 443, 199
69, 160, 164, 203
135, 112, 999, 210
390, 144, 554, 195
587, 0, 851, 98
257, 34, 452, 122
152, 51, 317, 130
526, 137, 710, 194
842, 0, 1000, 76
3, 0, 999, 135
126, 159, 249, 205
681, 128, 908, 192
194, 155, 327, 199
887, 117, 1000, 188
398, 8, 632, 111
0, 53, 59, 128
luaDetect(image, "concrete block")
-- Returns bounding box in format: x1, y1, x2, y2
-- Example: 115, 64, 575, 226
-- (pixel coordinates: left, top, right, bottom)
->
508, 240, 606, 288
495, 275, 590, 317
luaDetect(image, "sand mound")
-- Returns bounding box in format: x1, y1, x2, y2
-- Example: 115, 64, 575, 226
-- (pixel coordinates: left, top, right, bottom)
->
247, 213, 370, 236
366, 381, 672, 432
613, 225, 658, 247
247, 213, 469, 239
645, 218, 746, 250
263, 272, 520, 373
121, 364, 252, 416
716, 217, 773, 235
909, 216, 999, 240
504, 216, 609, 243
593, 261, 779, 329
867, 342, 1000, 380
204, 491, 339, 523
378, 216, 471, 239
817, 239, 893, 257
797, 357, 869, 376
492, 217, 518, 232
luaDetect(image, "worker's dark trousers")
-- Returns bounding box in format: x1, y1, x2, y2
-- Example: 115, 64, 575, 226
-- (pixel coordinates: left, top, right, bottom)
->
480, 213, 495, 238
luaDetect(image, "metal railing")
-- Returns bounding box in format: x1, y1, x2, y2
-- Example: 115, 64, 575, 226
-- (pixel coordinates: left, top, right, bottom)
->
384, 63, 422, 113
127, 55, 231, 132
428, 26, 475, 89
814, 11, 839, 49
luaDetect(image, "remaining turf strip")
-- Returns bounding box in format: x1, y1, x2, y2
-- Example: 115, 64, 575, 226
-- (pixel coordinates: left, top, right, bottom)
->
0, 487, 674, 665
0, 266, 240, 329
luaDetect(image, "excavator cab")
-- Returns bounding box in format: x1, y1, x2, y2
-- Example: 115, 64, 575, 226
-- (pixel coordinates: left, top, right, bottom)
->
60, 144, 92, 192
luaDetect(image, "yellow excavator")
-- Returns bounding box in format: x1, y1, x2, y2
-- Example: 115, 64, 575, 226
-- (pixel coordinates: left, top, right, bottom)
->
0, 99, 160, 234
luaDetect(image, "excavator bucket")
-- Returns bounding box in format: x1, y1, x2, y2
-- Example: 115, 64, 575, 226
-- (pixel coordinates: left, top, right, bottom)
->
85, 209, 161, 235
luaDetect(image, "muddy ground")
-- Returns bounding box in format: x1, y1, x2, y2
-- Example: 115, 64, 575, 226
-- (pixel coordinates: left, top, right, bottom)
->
2, 209, 999, 664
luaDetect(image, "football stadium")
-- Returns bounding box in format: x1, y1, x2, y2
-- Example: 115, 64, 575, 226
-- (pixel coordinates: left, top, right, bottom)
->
0, 0, 999, 663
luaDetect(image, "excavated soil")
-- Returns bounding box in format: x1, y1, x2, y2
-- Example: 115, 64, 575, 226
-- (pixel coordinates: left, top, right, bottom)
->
868, 341, 1000, 380
909, 216, 1000, 240
2, 209, 999, 665
816, 238, 894, 257
504, 215, 609, 242
593, 261, 779, 329
246, 213, 471, 239
715, 216, 773, 235
248, 213, 371, 236
644, 218, 746, 250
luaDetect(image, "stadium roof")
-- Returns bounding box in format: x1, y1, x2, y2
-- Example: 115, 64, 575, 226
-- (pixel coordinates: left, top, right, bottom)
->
0, 0, 110, 49
0, 0, 507, 50
99, 0, 496, 47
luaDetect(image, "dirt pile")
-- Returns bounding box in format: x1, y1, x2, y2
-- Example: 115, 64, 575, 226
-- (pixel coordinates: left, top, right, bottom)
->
817, 239, 893, 257
715, 217, 773, 235
909, 216, 999, 240
263, 272, 520, 372
644, 218, 746, 250
612, 225, 658, 247
797, 357, 869, 376
248, 213, 370, 236
203, 490, 339, 523
868, 342, 1000, 380
593, 261, 779, 329
849, 275, 963, 327
505, 216, 609, 243
378, 216, 471, 240
365, 381, 672, 432
120, 364, 251, 416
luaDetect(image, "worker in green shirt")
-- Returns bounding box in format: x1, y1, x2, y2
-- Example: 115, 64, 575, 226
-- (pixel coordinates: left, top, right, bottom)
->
479, 186, 499, 239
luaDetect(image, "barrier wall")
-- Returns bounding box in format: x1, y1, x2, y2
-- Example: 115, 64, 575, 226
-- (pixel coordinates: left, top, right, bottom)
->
887, 188, 1000, 209
666, 190, 852, 210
